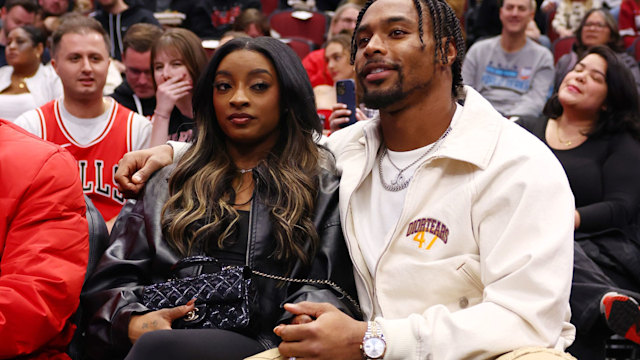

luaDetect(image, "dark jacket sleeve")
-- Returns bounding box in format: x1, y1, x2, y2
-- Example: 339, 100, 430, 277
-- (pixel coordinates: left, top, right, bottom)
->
82, 167, 176, 359
577, 133, 640, 232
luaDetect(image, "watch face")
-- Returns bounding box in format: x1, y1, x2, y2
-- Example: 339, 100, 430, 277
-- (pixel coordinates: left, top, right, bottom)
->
363, 337, 386, 358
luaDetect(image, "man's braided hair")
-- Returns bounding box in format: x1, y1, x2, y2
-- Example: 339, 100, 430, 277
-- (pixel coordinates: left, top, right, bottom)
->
350, 0, 465, 98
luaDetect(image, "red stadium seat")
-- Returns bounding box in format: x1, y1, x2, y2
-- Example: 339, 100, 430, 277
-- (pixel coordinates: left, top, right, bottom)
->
629, 37, 640, 62
261, 0, 279, 17
552, 36, 576, 64
280, 37, 315, 59
269, 9, 328, 48
547, 7, 559, 44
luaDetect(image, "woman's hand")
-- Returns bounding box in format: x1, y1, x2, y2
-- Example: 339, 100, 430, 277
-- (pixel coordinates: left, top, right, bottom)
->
128, 300, 195, 344
574, 210, 581, 229
154, 75, 192, 120
328, 103, 368, 132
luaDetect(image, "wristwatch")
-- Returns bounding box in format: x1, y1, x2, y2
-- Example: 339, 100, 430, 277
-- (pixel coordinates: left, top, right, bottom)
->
361, 321, 386, 359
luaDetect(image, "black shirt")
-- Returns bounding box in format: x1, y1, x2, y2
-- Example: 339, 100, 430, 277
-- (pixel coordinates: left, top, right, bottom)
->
518, 117, 640, 232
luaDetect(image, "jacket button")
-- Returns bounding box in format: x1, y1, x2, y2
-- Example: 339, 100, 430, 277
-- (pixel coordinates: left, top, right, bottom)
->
459, 296, 469, 308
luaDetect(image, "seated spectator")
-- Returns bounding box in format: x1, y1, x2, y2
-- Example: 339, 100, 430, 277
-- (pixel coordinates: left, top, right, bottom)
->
313, 33, 373, 130
469, 0, 549, 47
462, 0, 554, 118
91, 0, 161, 64
619, 0, 640, 47
34, 0, 71, 36
219, 30, 250, 45
82, 36, 358, 360
314, 33, 354, 112
0, 119, 88, 359
110, 23, 163, 118
0, 25, 61, 121
149, 28, 206, 146
0, 0, 38, 67
14, 14, 151, 231
170, 0, 261, 39
518, 45, 640, 359
552, 0, 602, 38
554, 8, 640, 93
301, 2, 360, 88
232, 7, 270, 37
39, 0, 70, 16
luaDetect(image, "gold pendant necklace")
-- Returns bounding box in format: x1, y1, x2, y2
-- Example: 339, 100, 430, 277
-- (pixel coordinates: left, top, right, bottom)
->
555, 122, 581, 146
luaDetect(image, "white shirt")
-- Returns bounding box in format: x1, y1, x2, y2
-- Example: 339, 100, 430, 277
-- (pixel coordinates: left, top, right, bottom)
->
359, 104, 462, 275
0, 93, 37, 122
14, 97, 150, 150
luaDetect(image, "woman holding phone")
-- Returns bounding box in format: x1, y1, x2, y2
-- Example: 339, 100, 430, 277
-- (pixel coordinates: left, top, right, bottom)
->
314, 33, 372, 132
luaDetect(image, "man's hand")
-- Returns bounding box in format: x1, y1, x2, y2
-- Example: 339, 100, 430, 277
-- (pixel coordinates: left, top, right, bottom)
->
128, 300, 195, 344
274, 302, 367, 360
115, 144, 174, 198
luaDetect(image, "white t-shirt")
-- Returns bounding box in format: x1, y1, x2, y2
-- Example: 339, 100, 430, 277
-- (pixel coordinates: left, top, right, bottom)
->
14, 97, 150, 150
357, 104, 463, 276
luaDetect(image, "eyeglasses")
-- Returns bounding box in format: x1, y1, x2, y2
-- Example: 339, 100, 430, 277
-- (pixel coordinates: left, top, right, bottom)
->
126, 67, 152, 77
584, 22, 608, 29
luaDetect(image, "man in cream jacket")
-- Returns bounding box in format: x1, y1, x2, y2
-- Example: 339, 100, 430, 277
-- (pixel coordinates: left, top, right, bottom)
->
275, 0, 575, 358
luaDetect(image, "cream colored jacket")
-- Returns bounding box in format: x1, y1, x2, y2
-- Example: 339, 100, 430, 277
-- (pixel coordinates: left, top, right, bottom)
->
326, 86, 575, 360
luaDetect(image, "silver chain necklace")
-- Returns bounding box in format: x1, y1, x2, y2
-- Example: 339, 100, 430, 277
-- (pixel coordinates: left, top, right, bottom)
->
378, 127, 452, 192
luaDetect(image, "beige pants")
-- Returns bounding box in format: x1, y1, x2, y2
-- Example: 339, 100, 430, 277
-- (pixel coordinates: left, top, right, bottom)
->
244, 347, 577, 360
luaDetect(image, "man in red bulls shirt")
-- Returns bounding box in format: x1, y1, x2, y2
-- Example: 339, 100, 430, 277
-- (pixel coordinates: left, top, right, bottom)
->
15, 14, 151, 231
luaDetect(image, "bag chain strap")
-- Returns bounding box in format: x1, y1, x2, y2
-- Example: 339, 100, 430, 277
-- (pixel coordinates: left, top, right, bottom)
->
251, 269, 362, 315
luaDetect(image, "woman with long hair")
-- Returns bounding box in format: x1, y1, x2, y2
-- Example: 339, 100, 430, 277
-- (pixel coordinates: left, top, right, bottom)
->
83, 36, 358, 360
519, 45, 640, 359
0, 25, 61, 121
554, 8, 640, 93
149, 28, 207, 146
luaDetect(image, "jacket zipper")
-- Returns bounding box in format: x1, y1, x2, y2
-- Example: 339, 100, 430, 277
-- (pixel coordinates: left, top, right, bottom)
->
245, 192, 255, 267
345, 128, 378, 319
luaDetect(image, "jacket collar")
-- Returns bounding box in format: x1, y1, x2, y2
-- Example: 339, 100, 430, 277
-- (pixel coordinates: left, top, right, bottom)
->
359, 86, 503, 170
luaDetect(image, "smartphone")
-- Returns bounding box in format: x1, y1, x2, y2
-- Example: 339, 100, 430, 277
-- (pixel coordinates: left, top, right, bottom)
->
336, 79, 357, 128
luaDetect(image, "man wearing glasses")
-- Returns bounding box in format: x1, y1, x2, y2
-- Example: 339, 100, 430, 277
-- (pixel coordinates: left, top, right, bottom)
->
111, 23, 163, 118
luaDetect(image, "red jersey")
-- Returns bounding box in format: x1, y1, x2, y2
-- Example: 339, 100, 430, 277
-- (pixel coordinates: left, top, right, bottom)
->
35, 99, 134, 220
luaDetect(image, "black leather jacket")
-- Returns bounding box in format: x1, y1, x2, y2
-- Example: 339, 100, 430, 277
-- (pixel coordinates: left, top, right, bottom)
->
82, 156, 359, 359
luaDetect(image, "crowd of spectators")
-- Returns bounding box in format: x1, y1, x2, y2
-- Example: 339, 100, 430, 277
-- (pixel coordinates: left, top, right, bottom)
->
1, 0, 640, 358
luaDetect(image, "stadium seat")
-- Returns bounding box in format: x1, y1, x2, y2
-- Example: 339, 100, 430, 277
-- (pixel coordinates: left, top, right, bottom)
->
280, 37, 315, 59
269, 9, 328, 48
552, 36, 576, 64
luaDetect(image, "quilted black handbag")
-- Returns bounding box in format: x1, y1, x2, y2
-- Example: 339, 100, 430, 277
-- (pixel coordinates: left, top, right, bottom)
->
142, 255, 253, 330
143, 255, 362, 330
